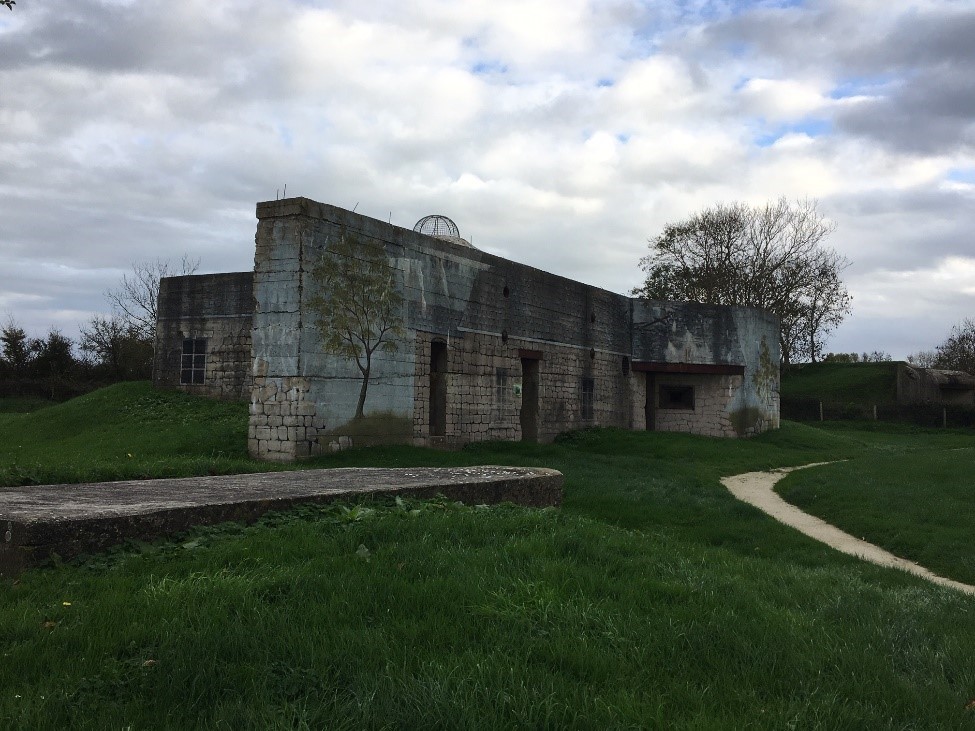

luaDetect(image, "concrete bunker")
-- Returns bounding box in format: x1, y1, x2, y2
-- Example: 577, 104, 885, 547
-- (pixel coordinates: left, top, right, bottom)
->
153, 198, 781, 461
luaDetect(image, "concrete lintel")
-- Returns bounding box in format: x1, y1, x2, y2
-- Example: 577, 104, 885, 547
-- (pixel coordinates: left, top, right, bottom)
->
632, 361, 745, 376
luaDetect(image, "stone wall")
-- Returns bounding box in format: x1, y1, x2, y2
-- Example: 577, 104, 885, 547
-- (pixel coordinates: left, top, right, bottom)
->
411, 330, 634, 446
652, 373, 741, 437
153, 272, 253, 400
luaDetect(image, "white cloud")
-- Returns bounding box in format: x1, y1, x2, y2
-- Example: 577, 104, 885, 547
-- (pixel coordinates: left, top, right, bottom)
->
738, 77, 830, 120
1, 0, 975, 361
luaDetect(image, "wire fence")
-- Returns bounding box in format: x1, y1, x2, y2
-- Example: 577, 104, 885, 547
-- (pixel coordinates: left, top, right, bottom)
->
781, 397, 975, 429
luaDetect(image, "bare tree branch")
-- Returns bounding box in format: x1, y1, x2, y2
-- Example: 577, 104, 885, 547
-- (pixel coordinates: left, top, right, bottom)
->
633, 198, 850, 366
105, 255, 199, 341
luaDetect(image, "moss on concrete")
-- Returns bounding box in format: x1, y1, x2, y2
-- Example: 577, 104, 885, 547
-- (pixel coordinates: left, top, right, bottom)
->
320, 411, 413, 448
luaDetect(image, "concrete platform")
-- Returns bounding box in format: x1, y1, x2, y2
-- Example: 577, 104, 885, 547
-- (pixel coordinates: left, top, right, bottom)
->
0, 466, 563, 577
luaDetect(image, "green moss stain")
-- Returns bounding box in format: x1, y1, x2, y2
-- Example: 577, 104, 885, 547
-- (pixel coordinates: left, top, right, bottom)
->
730, 407, 762, 437
320, 411, 412, 448
751, 337, 777, 405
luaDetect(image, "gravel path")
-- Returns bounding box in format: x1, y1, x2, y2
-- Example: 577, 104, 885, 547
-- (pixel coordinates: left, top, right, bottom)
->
721, 463, 975, 596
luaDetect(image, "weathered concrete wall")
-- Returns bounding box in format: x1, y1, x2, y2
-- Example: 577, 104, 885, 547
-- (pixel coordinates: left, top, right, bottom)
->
630, 300, 780, 437
247, 197, 780, 460
154, 272, 253, 400
897, 364, 975, 406
249, 198, 637, 459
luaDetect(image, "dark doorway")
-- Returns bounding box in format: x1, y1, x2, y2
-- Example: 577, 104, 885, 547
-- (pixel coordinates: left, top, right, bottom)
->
644, 374, 656, 431
430, 341, 448, 438
520, 357, 540, 442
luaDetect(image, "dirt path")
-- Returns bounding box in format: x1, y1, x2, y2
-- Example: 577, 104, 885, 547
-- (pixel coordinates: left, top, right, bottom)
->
721, 463, 975, 596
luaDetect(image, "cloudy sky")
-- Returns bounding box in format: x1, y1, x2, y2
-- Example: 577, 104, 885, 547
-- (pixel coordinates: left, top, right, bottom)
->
2, 0, 974, 359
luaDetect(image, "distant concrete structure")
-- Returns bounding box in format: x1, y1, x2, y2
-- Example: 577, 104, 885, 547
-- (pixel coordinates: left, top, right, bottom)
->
896, 364, 975, 406
154, 272, 253, 401
153, 198, 781, 462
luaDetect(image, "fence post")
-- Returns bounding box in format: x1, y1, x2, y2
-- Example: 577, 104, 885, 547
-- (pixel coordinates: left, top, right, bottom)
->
943, 407, 947, 428
819, 401, 823, 422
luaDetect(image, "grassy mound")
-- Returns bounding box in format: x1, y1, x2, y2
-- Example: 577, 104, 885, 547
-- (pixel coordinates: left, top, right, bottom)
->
781, 361, 898, 404
0, 381, 259, 486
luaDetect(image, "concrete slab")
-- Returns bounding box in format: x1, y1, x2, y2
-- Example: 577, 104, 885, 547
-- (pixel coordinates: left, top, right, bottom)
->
0, 466, 563, 577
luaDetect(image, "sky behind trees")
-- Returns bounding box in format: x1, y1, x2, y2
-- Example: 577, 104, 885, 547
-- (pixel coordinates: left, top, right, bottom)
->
1, 0, 973, 359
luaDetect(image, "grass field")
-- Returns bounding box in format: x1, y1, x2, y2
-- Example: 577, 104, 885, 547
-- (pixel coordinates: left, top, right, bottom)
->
777, 442, 975, 586
0, 396, 55, 413
780, 361, 899, 404
2, 383, 975, 728
0, 382, 263, 486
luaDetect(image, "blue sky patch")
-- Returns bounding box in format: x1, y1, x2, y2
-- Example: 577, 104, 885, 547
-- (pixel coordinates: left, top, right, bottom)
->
830, 74, 897, 99
755, 118, 831, 146
947, 168, 975, 184
471, 60, 507, 75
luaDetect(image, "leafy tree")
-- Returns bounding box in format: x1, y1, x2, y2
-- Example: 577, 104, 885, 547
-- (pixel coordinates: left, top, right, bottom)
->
107, 256, 199, 342
0, 318, 33, 377
929, 319, 975, 373
29, 329, 77, 393
308, 231, 405, 419
80, 314, 153, 380
633, 198, 851, 366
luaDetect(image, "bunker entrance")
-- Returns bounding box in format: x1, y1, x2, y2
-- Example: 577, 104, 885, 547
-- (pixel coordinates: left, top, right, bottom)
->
520, 357, 540, 442
430, 341, 448, 438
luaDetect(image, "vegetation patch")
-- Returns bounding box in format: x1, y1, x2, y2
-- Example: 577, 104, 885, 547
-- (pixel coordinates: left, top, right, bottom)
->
0, 381, 265, 487
0, 397, 55, 414
4, 384, 975, 727
777, 447, 975, 585
781, 361, 899, 404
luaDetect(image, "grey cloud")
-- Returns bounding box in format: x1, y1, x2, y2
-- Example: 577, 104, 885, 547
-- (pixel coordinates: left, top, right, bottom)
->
824, 186, 975, 273
835, 69, 975, 154
689, 2, 975, 155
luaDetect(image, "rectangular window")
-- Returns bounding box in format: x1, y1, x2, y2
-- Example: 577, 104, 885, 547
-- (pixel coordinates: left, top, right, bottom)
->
581, 377, 595, 420
495, 368, 508, 406
180, 338, 207, 385
659, 384, 694, 410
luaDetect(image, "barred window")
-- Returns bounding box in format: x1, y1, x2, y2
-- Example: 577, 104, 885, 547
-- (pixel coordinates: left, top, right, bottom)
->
581, 377, 595, 420
495, 368, 508, 406
180, 338, 207, 385
659, 384, 694, 410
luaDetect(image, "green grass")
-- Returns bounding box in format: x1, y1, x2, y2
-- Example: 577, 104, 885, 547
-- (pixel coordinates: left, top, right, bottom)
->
0, 396, 56, 413
4, 384, 975, 728
0, 382, 267, 485
781, 361, 899, 404
777, 447, 975, 585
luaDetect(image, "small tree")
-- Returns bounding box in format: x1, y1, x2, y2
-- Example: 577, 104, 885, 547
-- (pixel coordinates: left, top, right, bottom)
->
308, 231, 405, 420
930, 319, 975, 373
80, 314, 153, 380
107, 256, 199, 342
29, 330, 78, 397
633, 198, 851, 366
0, 318, 33, 377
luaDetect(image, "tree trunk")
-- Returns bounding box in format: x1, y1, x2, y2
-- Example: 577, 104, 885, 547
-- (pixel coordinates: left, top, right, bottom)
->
355, 367, 369, 420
